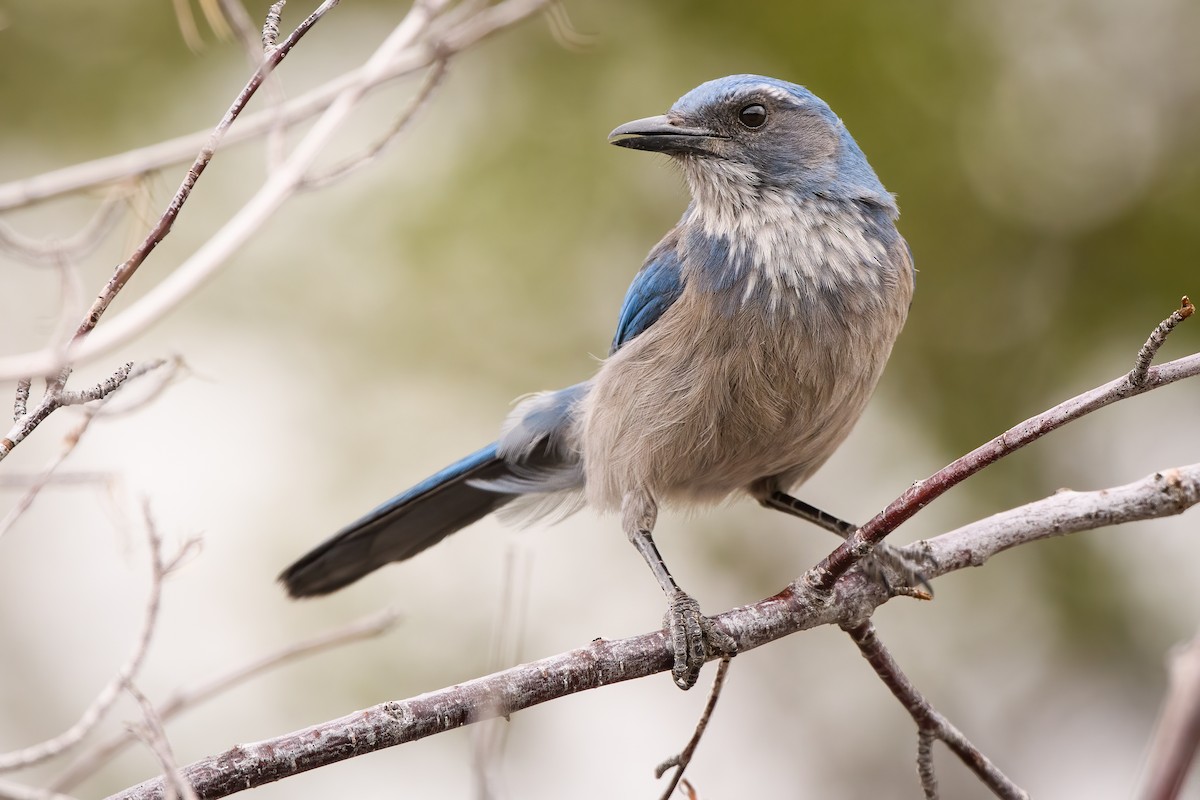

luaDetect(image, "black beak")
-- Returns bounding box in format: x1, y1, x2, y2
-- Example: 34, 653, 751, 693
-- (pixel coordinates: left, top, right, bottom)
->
608, 114, 723, 157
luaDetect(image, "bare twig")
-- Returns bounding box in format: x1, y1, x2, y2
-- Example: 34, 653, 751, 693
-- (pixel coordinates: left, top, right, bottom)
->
654, 656, 732, 800
214, 0, 262, 66
806, 303, 1197, 594
0, 470, 113, 488
917, 464, 1200, 578
0, 405, 102, 540
470, 545, 532, 799
300, 57, 449, 190
0, 190, 128, 266
917, 729, 937, 800
0, 1, 345, 462
105, 453, 1200, 800
101, 312, 1200, 797
0, 778, 81, 800
53, 608, 401, 792
170, 0, 205, 53
0, 503, 188, 772
0, 0, 550, 214
543, 1, 597, 51
1, 358, 169, 462
1137, 632, 1200, 800
126, 685, 199, 800
59, 362, 134, 405
845, 622, 1028, 800
66, 0, 342, 353
12, 379, 29, 421
262, 1, 286, 51
0, 0, 553, 385
1131, 296, 1194, 387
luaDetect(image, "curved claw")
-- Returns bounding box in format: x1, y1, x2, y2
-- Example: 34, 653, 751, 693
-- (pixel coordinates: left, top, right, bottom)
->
667, 591, 707, 689
862, 542, 934, 598
665, 591, 737, 690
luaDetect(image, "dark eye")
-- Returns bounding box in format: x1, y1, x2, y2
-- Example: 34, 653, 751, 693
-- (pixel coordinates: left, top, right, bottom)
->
738, 103, 767, 129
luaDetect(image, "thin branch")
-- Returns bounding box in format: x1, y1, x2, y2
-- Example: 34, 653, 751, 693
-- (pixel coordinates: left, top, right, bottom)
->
0, 405, 102, 540
806, 303, 1197, 594
53, 608, 401, 792
0, 189, 129, 266
300, 57, 449, 190
1, 358, 170, 463
654, 656, 732, 800
214, 0, 263, 67
844, 622, 1028, 800
918, 729, 937, 800
0, 470, 113, 488
262, 1, 286, 50
1131, 296, 1194, 387
917, 463, 1200, 578
0, 503, 183, 772
59, 362, 134, 405
470, 545, 532, 799
125, 685, 199, 800
543, 1, 597, 51
103, 455, 1200, 800
0, 0, 553, 385
0, 0, 551, 214
12, 379, 29, 421
0, 778, 81, 800
67, 0, 342, 351
1137, 631, 1200, 800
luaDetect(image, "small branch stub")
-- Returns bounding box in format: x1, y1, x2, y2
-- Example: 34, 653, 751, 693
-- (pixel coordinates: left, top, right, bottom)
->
1131, 295, 1194, 387
262, 1, 285, 51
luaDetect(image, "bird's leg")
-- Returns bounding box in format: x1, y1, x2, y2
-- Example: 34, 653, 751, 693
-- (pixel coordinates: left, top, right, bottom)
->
762, 490, 932, 596
622, 491, 735, 690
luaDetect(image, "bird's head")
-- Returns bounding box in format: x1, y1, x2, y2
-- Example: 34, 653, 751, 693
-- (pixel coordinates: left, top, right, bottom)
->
609, 75, 892, 210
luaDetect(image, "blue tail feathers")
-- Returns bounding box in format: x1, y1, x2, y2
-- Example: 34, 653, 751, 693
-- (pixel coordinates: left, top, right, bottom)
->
279, 444, 516, 597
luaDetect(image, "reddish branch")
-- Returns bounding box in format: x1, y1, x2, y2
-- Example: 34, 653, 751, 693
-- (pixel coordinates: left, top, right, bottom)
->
104, 462, 1200, 799
72, 0, 341, 348
104, 303, 1199, 800
805, 297, 1197, 593
844, 622, 1028, 800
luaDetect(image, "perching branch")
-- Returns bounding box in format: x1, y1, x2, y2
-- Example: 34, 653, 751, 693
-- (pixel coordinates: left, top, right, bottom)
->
104, 301, 1199, 800
806, 297, 1197, 593
106, 459, 1200, 799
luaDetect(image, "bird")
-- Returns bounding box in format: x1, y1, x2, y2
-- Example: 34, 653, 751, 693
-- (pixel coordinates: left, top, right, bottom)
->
280, 74, 915, 691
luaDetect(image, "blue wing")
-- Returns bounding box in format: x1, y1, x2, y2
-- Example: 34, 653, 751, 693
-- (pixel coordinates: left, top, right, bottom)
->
610, 237, 685, 354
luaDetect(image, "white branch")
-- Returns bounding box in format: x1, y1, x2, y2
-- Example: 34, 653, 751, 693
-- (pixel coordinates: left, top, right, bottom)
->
0, 0, 552, 383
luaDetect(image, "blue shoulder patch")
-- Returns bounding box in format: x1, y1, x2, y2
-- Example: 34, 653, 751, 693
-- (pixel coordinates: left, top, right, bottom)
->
610, 240, 685, 354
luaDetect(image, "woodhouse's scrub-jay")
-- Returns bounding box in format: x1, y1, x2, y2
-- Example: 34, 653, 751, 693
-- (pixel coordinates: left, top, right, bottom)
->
281, 75, 915, 690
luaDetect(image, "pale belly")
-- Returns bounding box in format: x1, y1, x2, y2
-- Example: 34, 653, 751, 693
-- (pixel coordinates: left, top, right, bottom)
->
580, 289, 902, 511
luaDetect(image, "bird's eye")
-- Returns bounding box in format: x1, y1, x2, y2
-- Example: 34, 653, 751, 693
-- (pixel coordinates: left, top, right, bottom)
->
738, 104, 767, 129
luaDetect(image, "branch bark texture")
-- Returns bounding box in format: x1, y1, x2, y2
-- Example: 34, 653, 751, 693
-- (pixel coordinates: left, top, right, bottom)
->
107, 457, 1200, 800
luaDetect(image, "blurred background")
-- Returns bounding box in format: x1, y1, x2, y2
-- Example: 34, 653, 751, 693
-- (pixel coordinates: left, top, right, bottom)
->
1, 0, 1198, 797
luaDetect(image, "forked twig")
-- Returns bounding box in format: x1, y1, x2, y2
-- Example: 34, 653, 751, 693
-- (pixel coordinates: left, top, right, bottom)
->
53, 608, 401, 791
0, 503, 194, 772
655, 656, 733, 800
844, 622, 1028, 800
807, 296, 1196, 593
